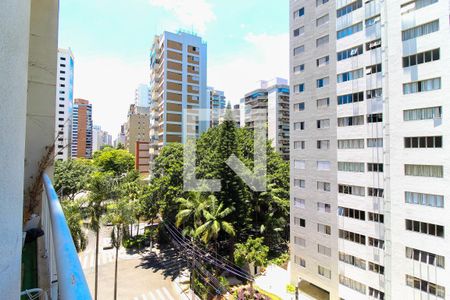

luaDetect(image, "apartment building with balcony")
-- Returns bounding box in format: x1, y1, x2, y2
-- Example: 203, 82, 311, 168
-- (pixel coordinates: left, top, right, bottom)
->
290, 0, 449, 299
208, 86, 226, 127
240, 78, 290, 160
1, 1, 90, 298
72, 98, 93, 159
148, 31, 209, 169
55, 48, 74, 161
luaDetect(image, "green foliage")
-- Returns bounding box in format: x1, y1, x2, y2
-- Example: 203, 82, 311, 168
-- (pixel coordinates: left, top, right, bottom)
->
54, 159, 94, 200
194, 194, 235, 244
234, 237, 269, 268
61, 198, 87, 252
268, 252, 290, 267
104, 198, 134, 249
122, 234, 148, 249
147, 119, 290, 257
93, 147, 135, 176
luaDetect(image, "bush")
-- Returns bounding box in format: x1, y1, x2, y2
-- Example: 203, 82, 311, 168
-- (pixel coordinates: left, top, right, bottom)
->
122, 234, 148, 249
268, 252, 289, 268
286, 283, 296, 294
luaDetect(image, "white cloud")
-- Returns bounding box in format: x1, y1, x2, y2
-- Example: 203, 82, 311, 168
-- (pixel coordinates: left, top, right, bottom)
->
149, 0, 216, 34
208, 32, 289, 105
74, 55, 147, 137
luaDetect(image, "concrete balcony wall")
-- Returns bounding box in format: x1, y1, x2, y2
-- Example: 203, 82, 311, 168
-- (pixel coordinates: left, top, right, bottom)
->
0, 1, 31, 298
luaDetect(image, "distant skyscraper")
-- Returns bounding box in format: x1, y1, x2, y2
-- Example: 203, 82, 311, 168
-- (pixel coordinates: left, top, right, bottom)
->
71, 98, 93, 158
55, 48, 74, 160
135, 84, 151, 107
240, 78, 290, 160
148, 30, 209, 168
92, 125, 113, 152
114, 123, 127, 148
289, 1, 449, 299
208, 87, 226, 127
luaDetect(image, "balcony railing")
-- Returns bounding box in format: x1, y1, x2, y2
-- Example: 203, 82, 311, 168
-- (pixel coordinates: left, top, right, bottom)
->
42, 174, 92, 300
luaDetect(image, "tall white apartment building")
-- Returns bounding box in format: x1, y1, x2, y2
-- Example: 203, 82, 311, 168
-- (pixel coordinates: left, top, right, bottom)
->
240, 78, 290, 160
55, 48, 74, 160
289, 1, 449, 299
93, 125, 112, 151
148, 31, 209, 163
208, 86, 226, 127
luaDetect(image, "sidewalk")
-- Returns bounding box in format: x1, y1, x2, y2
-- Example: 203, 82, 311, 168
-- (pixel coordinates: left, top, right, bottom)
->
255, 264, 317, 300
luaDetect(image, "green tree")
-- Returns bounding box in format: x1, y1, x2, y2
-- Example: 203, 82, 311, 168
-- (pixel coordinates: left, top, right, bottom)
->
93, 147, 135, 176
86, 171, 118, 300
104, 198, 134, 300
54, 159, 94, 200
234, 237, 269, 270
61, 198, 87, 252
175, 192, 211, 236
194, 195, 235, 246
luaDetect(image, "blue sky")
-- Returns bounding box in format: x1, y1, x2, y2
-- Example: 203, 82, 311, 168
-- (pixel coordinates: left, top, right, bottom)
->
59, 0, 289, 137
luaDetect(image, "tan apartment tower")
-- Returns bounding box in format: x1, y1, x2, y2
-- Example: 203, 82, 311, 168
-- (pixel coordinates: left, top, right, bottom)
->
148, 31, 209, 170
125, 104, 150, 156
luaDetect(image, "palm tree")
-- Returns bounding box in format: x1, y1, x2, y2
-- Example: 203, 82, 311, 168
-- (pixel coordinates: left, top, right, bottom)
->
194, 195, 235, 246
104, 198, 134, 300
175, 192, 211, 236
61, 198, 87, 252
86, 171, 117, 300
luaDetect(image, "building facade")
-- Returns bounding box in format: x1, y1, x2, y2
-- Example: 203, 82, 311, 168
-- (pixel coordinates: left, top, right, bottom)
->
240, 78, 290, 160
208, 86, 226, 127
148, 31, 209, 165
71, 98, 93, 159
290, 1, 449, 300
92, 125, 112, 152
55, 48, 74, 160
125, 104, 150, 156
135, 83, 151, 107
135, 141, 151, 176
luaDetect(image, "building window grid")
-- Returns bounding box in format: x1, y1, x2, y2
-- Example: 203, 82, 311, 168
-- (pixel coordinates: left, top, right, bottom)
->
337, 45, 363, 61
337, 68, 364, 83
318, 223, 331, 235
403, 78, 441, 94
338, 184, 365, 196
404, 164, 443, 178
405, 246, 445, 268
339, 229, 366, 245
339, 275, 366, 294
338, 92, 364, 105
337, 22, 363, 40
402, 20, 439, 41
318, 265, 331, 279
338, 206, 365, 220
339, 252, 366, 270
404, 136, 442, 148
405, 275, 445, 298
403, 48, 440, 68
337, 0, 363, 18
338, 162, 364, 172
405, 219, 444, 237
405, 191, 444, 208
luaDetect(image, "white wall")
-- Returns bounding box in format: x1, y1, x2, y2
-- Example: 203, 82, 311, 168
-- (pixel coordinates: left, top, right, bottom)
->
0, 1, 31, 298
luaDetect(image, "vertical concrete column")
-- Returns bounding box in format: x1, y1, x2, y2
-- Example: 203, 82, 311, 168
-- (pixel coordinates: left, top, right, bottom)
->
25, 0, 59, 295
0, 1, 31, 298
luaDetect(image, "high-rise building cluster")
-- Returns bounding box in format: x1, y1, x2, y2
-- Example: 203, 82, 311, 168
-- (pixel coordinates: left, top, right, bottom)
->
289, 0, 449, 299
55, 48, 112, 160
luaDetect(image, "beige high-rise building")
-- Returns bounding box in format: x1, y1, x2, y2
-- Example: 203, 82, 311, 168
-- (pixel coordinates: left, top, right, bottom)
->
148, 31, 209, 168
290, 1, 450, 300
125, 104, 150, 156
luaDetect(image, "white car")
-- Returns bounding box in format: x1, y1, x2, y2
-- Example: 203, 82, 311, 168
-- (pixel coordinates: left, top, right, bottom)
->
102, 237, 113, 249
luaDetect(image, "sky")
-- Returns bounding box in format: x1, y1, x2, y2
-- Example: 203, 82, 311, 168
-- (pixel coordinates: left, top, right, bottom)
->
59, 0, 289, 137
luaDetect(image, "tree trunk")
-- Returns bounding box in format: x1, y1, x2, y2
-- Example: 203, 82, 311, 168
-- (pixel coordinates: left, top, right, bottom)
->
130, 223, 133, 237
94, 228, 100, 300
136, 221, 140, 236
114, 244, 119, 300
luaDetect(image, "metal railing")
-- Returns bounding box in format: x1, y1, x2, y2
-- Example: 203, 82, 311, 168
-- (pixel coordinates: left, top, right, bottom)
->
42, 174, 92, 300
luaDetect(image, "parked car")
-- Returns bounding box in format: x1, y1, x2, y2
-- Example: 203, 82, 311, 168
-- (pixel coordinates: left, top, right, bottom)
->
102, 237, 113, 249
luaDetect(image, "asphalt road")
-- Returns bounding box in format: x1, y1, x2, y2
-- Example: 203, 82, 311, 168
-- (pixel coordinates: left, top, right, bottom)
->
79, 226, 182, 300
